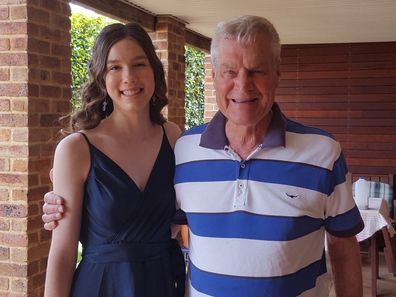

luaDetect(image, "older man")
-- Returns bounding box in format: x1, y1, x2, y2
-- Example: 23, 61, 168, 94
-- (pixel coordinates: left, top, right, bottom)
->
173, 16, 363, 297
43, 15, 363, 297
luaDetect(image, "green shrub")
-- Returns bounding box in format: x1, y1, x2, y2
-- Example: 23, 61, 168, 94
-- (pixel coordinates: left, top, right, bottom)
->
70, 13, 115, 109
184, 46, 205, 129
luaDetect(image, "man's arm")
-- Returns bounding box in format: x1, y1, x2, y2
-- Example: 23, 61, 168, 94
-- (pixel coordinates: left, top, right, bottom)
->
327, 233, 363, 297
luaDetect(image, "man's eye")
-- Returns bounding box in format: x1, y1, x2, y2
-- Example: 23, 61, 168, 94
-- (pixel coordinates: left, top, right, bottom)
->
224, 70, 236, 76
252, 69, 268, 75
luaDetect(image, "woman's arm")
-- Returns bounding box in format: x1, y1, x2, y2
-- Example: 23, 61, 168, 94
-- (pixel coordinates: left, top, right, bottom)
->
44, 133, 89, 297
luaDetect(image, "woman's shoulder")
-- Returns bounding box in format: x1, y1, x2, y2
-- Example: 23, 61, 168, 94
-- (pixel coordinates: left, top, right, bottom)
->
163, 121, 182, 148
55, 132, 90, 160
54, 132, 91, 180
58, 132, 87, 147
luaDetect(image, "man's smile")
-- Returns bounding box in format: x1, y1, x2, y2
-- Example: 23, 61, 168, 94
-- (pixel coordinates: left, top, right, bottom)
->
230, 98, 258, 103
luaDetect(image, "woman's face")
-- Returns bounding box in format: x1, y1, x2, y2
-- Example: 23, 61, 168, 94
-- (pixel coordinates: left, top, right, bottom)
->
104, 37, 155, 115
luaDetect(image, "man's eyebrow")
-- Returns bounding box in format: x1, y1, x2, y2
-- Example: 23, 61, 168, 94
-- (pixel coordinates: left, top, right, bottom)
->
220, 62, 236, 68
249, 65, 269, 70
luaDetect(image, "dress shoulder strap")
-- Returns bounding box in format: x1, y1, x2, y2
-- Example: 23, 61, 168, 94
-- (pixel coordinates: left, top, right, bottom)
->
160, 124, 166, 133
76, 131, 91, 146
75, 131, 93, 172
161, 124, 169, 144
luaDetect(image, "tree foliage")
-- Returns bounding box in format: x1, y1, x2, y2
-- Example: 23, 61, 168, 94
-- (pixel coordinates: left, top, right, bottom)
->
184, 46, 205, 129
70, 13, 205, 127
70, 13, 115, 108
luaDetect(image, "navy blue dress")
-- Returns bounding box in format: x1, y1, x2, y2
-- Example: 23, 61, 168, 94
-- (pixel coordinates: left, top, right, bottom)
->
70, 129, 185, 297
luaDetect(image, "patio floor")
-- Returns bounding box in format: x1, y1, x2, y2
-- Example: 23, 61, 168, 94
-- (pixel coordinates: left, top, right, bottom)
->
329, 249, 396, 297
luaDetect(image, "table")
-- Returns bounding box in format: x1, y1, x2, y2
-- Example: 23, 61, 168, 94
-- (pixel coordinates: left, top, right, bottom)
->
356, 199, 396, 296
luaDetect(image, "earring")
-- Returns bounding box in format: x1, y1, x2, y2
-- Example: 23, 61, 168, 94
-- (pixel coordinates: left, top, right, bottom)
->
102, 100, 107, 112
150, 96, 156, 105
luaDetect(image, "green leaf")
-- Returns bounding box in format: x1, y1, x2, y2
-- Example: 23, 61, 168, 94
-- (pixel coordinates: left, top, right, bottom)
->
184, 46, 205, 129
70, 13, 116, 108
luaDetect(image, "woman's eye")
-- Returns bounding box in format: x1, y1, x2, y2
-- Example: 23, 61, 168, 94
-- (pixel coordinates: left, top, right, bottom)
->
108, 65, 120, 71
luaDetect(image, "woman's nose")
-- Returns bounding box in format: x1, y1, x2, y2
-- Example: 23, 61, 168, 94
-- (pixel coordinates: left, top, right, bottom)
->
122, 68, 136, 83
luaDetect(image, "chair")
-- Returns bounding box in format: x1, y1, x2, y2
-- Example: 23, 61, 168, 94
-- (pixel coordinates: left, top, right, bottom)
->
350, 173, 395, 296
351, 174, 395, 219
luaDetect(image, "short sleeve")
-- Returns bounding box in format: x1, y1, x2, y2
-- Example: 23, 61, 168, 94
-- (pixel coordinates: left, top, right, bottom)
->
324, 153, 364, 237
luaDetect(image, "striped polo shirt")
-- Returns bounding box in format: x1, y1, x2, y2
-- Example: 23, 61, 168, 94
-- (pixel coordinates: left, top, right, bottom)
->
174, 103, 364, 297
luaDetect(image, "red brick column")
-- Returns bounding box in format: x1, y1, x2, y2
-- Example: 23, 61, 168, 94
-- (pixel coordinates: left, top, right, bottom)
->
150, 16, 186, 130
0, 1, 71, 296
203, 54, 218, 122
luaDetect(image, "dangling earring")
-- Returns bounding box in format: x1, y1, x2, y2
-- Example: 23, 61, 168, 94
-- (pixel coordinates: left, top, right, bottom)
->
102, 99, 108, 112
150, 96, 156, 105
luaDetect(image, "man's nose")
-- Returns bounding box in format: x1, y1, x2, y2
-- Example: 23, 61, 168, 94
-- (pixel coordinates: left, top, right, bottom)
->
235, 71, 252, 92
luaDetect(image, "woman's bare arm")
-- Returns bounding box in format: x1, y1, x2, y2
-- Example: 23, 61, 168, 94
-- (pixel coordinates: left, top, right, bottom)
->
44, 134, 89, 297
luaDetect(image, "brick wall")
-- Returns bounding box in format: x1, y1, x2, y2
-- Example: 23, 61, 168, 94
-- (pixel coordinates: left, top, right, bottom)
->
0, 0, 71, 296
150, 16, 186, 130
203, 54, 217, 122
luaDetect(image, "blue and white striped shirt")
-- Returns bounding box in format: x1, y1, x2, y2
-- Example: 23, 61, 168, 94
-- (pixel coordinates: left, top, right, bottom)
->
174, 103, 363, 297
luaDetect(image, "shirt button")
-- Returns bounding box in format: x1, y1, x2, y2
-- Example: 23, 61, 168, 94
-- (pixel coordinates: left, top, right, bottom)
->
240, 162, 246, 168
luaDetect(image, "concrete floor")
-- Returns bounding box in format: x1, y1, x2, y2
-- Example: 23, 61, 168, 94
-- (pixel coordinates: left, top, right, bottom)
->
329, 251, 396, 297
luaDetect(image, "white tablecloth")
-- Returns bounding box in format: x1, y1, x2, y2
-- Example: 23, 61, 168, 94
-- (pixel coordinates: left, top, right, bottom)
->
356, 199, 395, 242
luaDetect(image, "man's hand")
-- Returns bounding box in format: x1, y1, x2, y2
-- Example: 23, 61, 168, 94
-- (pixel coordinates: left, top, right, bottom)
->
42, 191, 65, 231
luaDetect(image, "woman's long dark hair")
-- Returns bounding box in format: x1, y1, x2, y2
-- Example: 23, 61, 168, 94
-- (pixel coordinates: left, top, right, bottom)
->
63, 22, 168, 134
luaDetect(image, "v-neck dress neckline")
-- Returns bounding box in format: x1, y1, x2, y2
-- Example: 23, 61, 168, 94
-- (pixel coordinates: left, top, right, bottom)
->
86, 130, 165, 194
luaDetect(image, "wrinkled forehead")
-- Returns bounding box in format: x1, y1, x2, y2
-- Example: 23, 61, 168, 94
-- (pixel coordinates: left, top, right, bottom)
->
224, 30, 273, 46
218, 34, 274, 60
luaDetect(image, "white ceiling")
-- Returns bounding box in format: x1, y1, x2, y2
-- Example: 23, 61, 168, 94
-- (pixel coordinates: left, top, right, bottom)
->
126, 0, 396, 44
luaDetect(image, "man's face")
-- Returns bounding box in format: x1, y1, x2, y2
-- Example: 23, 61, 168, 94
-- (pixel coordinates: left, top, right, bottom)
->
213, 34, 279, 129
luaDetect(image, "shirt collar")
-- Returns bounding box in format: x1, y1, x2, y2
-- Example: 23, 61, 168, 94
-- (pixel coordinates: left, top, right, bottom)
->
199, 103, 286, 149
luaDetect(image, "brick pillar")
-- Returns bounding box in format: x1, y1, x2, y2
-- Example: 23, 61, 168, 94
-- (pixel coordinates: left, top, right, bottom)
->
150, 16, 186, 130
0, 1, 71, 296
203, 54, 218, 122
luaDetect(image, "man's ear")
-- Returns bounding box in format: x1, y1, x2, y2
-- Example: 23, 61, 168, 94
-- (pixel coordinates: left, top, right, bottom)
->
275, 69, 280, 87
211, 69, 217, 88
274, 67, 281, 87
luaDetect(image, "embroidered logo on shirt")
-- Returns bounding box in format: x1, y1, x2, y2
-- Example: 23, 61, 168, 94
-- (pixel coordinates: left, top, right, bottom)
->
285, 193, 299, 199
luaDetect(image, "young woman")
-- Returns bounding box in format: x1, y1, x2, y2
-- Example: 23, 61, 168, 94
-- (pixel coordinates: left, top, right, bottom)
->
44, 23, 184, 297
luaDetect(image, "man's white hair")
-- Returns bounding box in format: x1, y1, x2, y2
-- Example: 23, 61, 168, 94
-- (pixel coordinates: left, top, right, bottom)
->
210, 15, 281, 70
